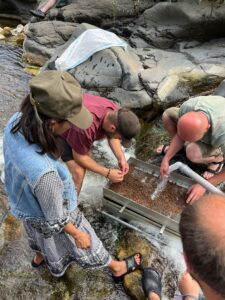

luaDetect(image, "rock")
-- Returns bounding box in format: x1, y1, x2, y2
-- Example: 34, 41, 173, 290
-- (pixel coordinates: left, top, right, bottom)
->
49, 0, 153, 27
116, 229, 178, 300
132, 1, 225, 49
11, 24, 24, 36
0, 0, 37, 23
0, 34, 5, 40
156, 74, 188, 109
23, 21, 77, 66
137, 45, 225, 110
10, 32, 25, 46
3, 27, 12, 37
41, 23, 148, 108
107, 88, 152, 109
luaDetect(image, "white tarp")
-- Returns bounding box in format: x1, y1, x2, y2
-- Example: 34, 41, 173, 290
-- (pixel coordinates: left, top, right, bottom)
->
55, 28, 127, 71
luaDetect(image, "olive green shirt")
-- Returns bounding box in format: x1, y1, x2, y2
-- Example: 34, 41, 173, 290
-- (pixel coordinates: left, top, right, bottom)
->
179, 95, 225, 153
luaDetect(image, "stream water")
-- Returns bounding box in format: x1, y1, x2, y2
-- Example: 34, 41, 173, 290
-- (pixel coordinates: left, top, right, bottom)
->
151, 177, 169, 201
0, 39, 185, 299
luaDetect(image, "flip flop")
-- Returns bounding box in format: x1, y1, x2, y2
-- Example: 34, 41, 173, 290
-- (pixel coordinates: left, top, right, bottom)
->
31, 258, 45, 268
113, 252, 143, 283
142, 268, 162, 298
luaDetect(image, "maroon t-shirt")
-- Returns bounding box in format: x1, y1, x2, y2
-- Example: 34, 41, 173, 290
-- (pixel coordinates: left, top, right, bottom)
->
62, 93, 119, 155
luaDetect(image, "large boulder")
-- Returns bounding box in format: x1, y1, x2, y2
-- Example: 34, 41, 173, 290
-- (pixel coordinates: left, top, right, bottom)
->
37, 0, 153, 28
41, 23, 151, 109
23, 21, 77, 66
0, 0, 38, 23
137, 40, 225, 110
131, 1, 225, 49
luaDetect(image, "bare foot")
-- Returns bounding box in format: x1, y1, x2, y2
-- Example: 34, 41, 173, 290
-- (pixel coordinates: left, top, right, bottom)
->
33, 253, 44, 265
154, 144, 169, 155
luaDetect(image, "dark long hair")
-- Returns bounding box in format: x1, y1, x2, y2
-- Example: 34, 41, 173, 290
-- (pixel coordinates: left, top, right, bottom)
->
11, 95, 64, 159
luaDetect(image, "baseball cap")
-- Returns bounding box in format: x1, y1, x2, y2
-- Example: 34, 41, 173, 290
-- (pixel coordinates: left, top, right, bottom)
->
29, 70, 93, 129
117, 108, 140, 148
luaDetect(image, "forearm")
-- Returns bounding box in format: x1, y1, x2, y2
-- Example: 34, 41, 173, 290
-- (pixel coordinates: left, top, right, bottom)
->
64, 221, 91, 249
64, 222, 81, 238
74, 152, 109, 177
108, 138, 125, 161
164, 134, 185, 161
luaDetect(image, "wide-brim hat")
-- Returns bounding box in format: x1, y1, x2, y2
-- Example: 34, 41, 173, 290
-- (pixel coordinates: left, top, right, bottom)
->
29, 70, 93, 129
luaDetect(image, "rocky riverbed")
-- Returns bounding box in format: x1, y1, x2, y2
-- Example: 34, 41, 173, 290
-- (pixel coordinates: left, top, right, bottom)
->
2, 0, 225, 298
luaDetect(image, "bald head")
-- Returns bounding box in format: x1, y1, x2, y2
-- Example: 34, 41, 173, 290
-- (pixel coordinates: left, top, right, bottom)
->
198, 194, 225, 237
180, 194, 225, 297
177, 112, 210, 142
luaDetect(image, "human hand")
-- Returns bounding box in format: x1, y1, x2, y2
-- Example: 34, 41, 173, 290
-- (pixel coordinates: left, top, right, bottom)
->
118, 157, 129, 175
160, 158, 170, 179
179, 272, 200, 299
73, 230, 91, 249
108, 169, 124, 182
186, 184, 206, 204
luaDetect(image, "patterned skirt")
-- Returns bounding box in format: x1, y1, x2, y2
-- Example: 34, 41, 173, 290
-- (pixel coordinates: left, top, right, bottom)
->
24, 208, 112, 277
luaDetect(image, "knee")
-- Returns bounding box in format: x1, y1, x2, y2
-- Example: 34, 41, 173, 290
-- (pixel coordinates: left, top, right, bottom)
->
162, 111, 170, 124
186, 143, 202, 162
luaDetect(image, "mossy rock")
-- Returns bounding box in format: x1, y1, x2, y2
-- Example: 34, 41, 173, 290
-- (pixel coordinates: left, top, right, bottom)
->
116, 229, 178, 300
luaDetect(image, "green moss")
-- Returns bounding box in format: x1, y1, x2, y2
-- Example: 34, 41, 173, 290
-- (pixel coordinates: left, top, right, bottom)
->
135, 117, 169, 161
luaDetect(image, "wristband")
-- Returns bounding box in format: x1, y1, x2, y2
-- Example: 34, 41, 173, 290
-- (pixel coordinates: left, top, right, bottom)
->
106, 168, 111, 178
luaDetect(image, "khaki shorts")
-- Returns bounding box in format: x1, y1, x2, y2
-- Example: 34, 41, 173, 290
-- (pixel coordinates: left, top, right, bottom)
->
164, 107, 222, 157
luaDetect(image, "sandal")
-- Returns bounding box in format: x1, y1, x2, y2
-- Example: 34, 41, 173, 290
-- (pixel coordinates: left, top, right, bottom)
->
142, 268, 162, 298
202, 160, 224, 179
113, 252, 143, 283
30, 9, 46, 18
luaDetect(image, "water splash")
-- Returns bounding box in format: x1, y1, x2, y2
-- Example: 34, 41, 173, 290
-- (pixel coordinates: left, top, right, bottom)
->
151, 177, 169, 200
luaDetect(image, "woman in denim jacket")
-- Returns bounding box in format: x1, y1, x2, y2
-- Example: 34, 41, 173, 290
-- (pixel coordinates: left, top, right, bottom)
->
3, 70, 142, 278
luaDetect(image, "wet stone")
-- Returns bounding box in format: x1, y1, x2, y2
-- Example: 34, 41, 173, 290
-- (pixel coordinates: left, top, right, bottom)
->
109, 166, 187, 217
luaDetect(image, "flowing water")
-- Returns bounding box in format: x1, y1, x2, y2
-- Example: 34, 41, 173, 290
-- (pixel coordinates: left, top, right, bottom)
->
151, 177, 169, 200
0, 39, 185, 299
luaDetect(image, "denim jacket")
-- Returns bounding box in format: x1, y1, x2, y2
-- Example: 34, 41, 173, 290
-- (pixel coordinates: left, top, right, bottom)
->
3, 113, 77, 221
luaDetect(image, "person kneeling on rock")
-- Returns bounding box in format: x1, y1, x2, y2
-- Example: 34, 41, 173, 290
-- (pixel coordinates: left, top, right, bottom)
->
3, 70, 143, 281
30, 0, 68, 18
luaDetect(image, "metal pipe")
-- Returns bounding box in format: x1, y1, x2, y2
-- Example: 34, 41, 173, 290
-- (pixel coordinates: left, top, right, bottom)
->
169, 162, 224, 195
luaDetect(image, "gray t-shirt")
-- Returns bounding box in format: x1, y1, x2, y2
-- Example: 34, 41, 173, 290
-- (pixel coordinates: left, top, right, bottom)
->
179, 95, 225, 153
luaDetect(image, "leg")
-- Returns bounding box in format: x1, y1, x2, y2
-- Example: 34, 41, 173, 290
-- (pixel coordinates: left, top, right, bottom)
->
30, 0, 57, 17
66, 159, 86, 195
40, 0, 58, 13
155, 107, 179, 154
162, 108, 179, 137
61, 139, 86, 195
186, 142, 224, 179
108, 253, 142, 277
70, 211, 142, 276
